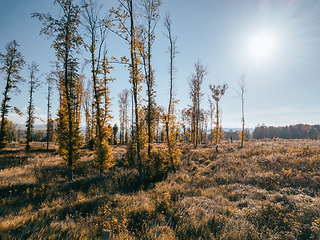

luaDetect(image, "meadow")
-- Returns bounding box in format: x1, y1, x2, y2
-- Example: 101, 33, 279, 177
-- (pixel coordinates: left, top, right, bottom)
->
1, 139, 320, 239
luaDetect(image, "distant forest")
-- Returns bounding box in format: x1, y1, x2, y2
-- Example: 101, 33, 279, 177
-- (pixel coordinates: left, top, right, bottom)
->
252, 124, 319, 140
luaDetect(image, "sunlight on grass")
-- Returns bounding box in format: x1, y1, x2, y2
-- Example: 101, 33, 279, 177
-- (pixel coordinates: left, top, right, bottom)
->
1, 140, 320, 239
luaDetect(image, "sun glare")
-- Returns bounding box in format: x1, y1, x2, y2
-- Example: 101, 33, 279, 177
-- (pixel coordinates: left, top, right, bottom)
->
247, 31, 278, 61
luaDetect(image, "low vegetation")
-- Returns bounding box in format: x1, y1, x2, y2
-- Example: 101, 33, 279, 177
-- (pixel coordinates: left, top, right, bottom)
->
1, 139, 320, 239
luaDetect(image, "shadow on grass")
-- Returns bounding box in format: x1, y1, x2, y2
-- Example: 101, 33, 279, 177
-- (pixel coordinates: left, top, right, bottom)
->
1, 194, 107, 240
34, 164, 69, 183
29, 148, 57, 154
34, 159, 97, 184
0, 155, 28, 170
59, 168, 141, 195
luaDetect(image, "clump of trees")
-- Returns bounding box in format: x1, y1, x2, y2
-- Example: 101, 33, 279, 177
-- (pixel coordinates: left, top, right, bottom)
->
188, 60, 207, 148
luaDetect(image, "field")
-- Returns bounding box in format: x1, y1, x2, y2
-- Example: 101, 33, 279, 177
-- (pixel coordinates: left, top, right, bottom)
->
1, 139, 320, 239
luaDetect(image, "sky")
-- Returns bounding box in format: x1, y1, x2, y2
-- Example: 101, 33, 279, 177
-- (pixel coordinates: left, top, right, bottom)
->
1, 0, 320, 129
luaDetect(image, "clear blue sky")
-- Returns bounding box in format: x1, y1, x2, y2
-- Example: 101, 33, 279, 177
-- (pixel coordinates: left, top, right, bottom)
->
1, 0, 320, 129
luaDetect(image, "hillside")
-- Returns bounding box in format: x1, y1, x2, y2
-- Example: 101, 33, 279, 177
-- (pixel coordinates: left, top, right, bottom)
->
1, 139, 320, 239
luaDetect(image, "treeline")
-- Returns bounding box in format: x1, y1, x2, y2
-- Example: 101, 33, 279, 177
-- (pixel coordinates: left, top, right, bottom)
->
252, 124, 320, 140
5, 120, 251, 145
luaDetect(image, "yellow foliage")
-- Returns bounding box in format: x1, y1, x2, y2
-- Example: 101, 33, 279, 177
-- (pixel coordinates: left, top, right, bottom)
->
93, 126, 115, 172
213, 126, 222, 145
239, 130, 247, 143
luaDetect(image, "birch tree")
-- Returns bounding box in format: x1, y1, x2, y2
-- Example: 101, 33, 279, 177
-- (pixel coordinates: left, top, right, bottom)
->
118, 89, 129, 145
237, 74, 247, 148
83, 80, 93, 148
164, 13, 180, 171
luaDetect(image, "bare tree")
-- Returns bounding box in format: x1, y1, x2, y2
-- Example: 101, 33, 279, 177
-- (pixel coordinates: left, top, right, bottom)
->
46, 71, 54, 151
0, 40, 25, 150
237, 74, 247, 148
83, 79, 93, 147
208, 97, 215, 144
118, 89, 130, 145
200, 109, 208, 143
25, 61, 41, 152
46, 62, 60, 151
181, 108, 190, 142
154, 105, 164, 143
164, 12, 180, 171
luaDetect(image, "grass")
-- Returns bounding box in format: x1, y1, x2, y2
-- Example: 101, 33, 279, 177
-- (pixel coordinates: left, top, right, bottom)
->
0, 139, 320, 239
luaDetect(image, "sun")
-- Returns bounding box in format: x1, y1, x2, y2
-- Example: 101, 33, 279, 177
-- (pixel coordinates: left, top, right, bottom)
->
246, 30, 279, 61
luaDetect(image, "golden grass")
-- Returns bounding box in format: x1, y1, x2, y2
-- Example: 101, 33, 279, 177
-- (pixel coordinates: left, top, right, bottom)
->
0, 139, 320, 239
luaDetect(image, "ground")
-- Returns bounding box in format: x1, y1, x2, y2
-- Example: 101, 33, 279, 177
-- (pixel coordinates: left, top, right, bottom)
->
0, 139, 320, 239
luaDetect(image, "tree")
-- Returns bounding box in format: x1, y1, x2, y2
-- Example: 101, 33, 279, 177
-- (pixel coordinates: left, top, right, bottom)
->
46, 62, 60, 151
17, 127, 22, 142
5, 120, 16, 143
181, 108, 190, 142
0, 40, 25, 151
199, 109, 207, 143
109, 0, 145, 185
208, 97, 215, 144
118, 89, 130, 145
82, 0, 114, 175
33, 0, 83, 181
164, 13, 180, 172
113, 124, 118, 145
25, 61, 41, 152
209, 83, 228, 145
139, 0, 161, 155
154, 105, 164, 143
237, 74, 247, 148
83, 79, 94, 148
189, 60, 207, 148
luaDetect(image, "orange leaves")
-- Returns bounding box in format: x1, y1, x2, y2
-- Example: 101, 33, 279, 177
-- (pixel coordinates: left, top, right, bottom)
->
120, 56, 129, 64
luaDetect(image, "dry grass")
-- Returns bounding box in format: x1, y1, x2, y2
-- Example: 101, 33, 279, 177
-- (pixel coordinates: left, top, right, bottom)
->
0, 139, 320, 239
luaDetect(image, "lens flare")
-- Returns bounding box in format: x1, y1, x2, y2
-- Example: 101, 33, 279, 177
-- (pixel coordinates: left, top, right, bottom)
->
247, 31, 279, 61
